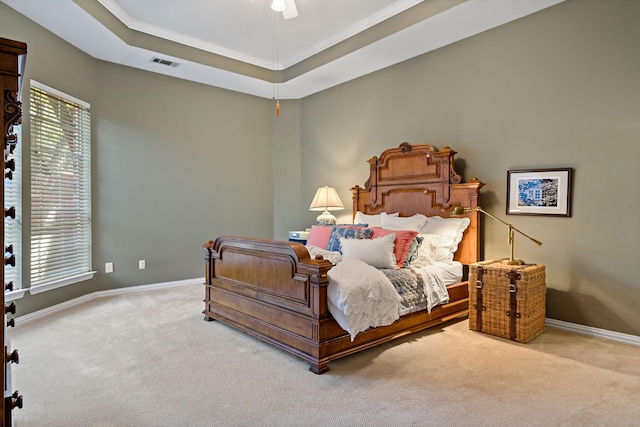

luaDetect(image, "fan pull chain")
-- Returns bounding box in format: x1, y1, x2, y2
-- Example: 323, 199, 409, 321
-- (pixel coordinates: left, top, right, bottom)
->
273, 10, 281, 117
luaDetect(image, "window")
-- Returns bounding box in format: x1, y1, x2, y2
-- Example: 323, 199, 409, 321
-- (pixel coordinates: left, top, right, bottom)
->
29, 81, 94, 292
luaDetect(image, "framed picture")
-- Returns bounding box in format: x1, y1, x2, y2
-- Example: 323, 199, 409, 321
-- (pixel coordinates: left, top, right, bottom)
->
507, 168, 573, 217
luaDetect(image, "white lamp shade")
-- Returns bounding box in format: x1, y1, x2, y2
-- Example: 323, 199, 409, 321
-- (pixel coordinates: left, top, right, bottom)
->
309, 186, 344, 211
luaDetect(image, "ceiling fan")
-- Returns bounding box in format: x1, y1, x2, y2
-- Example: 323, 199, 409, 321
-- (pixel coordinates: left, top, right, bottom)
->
270, 0, 299, 19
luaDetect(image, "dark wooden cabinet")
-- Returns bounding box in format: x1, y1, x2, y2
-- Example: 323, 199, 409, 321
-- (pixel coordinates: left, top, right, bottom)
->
1, 37, 27, 427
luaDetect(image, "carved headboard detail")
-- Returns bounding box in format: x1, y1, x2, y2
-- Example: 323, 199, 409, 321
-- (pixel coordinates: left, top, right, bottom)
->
352, 142, 484, 265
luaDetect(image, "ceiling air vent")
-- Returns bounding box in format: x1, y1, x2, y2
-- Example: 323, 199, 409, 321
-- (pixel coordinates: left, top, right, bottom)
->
151, 57, 181, 68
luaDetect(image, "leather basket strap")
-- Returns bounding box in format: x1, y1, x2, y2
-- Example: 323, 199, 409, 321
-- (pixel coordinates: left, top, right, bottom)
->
475, 266, 485, 331
506, 268, 522, 341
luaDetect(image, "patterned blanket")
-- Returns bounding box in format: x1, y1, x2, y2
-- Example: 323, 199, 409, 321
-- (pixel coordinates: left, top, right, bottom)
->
380, 268, 428, 316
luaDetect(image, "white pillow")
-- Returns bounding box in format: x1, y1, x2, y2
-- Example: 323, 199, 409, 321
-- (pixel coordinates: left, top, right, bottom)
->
420, 233, 459, 264
419, 216, 471, 262
417, 234, 440, 265
379, 213, 428, 232
339, 233, 397, 269
353, 211, 399, 227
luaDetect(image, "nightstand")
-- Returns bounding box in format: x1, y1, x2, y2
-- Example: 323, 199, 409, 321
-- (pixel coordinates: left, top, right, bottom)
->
468, 260, 546, 343
288, 230, 309, 244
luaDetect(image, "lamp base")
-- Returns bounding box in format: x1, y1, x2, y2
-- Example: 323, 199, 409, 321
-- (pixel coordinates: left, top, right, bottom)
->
500, 258, 525, 265
316, 211, 337, 226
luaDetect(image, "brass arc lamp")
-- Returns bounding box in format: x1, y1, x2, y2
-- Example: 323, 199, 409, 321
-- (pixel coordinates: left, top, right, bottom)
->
451, 206, 542, 265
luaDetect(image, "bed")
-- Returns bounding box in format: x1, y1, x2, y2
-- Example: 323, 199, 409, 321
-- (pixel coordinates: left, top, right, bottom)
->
202, 142, 484, 374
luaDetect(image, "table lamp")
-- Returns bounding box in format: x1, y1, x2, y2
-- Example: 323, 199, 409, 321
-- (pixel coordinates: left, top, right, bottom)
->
309, 186, 344, 226
451, 206, 542, 265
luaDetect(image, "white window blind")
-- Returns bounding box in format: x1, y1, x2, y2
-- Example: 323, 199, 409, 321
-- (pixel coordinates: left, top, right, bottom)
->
4, 123, 22, 289
30, 82, 92, 288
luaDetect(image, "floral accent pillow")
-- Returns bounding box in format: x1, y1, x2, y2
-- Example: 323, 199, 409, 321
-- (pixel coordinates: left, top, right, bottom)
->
326, 226, 374, 252
402, 236, 424, 267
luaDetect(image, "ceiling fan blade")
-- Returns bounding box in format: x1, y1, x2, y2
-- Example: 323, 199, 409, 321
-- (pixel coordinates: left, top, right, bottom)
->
282, 0, 298, 19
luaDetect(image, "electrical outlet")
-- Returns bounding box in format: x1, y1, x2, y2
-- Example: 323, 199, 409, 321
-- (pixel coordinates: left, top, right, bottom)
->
139, 260, 145, 270
105, 262, 114, 273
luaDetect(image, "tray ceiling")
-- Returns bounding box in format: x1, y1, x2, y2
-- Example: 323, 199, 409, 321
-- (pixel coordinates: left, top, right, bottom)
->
1, 0, 565, 99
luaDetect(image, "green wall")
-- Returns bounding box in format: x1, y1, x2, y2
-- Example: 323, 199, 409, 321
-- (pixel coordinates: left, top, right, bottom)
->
2, 0, 640, 337
272, 99, 303, 240
299, 0, 640, 336
92, 63, 274, 293
1, 3, 275, 314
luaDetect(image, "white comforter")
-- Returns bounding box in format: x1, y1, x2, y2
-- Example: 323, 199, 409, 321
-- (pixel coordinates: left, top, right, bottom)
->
326, 260, 451, 342
327, 257, 402, 341
408, 255, 451, 314
308, 245, 451, 341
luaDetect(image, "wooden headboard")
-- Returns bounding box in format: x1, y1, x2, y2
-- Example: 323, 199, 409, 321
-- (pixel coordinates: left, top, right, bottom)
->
352, 142, 484, 265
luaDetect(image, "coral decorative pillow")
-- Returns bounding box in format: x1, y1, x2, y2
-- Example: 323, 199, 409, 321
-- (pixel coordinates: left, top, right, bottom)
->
371, 227, 419, 268
305, 225, 333, 249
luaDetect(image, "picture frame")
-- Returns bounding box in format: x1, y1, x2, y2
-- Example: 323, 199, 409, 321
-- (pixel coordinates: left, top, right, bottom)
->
507, 168, 573, 217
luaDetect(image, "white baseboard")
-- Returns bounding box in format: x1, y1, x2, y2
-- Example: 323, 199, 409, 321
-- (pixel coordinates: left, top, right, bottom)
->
95, 278, 202, 298
15, 278, 203, 325
545, 318, 640, 347
14, 283, 640, 348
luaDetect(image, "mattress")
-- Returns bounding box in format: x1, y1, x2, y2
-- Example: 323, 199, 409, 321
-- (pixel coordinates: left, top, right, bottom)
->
436, 261, 464, 286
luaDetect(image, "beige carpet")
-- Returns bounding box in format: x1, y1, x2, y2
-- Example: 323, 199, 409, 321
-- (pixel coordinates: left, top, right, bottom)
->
10, 283, 640, 427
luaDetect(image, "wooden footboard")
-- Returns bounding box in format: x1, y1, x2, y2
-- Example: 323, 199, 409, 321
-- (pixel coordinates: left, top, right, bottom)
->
203, 236, 335, 373
203, 236, 469, 374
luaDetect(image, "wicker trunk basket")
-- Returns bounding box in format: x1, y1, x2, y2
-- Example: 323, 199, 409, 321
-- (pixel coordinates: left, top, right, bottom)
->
468, 261, 546, 343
